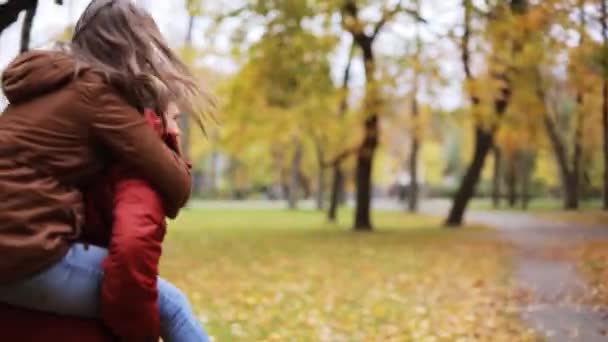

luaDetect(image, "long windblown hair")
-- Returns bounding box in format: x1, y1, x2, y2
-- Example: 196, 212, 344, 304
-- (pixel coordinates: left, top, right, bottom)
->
71, 0, 215, 131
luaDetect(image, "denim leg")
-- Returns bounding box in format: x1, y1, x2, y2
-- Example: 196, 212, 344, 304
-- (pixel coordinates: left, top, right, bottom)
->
0, 243, 209, 342
0, 243, 107, 318
157, 278, 209, 342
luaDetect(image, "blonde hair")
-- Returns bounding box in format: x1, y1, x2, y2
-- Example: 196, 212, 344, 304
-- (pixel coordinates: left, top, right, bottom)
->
71, 0, 215, 131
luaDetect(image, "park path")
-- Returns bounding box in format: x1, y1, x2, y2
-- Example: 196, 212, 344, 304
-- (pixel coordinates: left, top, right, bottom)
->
421, 200, 608, 342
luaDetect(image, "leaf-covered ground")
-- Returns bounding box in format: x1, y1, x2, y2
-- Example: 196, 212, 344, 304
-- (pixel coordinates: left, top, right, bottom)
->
542, 211, 608, 227
575, 241, 608, 306
160, 209, 535, 341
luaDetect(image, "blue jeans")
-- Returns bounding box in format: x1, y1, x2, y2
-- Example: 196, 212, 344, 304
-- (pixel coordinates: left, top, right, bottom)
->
0, 244, 208, 342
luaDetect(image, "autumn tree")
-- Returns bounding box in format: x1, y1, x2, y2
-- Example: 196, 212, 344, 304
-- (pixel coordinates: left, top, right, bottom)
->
340, 0, 424, 230
600, 0, 608, 209
326, 42, 355, 221
218, 0, 337, 208
529, 0, 607, 210
446, 0, 528, 226
406, 0, 423, 212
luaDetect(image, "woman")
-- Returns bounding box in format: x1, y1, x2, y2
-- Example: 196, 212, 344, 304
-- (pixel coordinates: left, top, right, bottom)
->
0, 0, 212, 340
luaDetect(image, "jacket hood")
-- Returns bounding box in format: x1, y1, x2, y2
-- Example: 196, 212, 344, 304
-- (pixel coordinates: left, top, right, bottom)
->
2, 51, 79, 104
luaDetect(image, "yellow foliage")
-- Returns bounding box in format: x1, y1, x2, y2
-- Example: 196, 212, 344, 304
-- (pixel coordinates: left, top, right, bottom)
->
163, 209, 537, 341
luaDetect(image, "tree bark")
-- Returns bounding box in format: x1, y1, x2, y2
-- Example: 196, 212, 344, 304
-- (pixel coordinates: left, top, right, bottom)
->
601, 0, 608, 209
19, 0, 37, 53
354, 115, 378, 230
316, 168, 325, 210
326, 40, 355, 222
445, 0, 518, 227
288, 139, 303, 210
542, 111, 579, 210
492, 146, 502, 208
604, 73, 608, 210
566, 2, 586, 210
343, 0, 418, 230
328, 165, 344, 222
0, 0, 36, 35
567, 95, 584, 210
446, 0, 480, 227
446, 128, 494, 226
408, 97, 420, 213
314, 138, 326, 211
564, 174, 580, 210
520, 151, 534, 210
506, 152, 519, 208
408, 16, 421, 213
353, 36, 378, 231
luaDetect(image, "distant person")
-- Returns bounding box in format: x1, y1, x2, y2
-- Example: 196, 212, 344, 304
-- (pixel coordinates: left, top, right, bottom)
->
0, 0, 212, 340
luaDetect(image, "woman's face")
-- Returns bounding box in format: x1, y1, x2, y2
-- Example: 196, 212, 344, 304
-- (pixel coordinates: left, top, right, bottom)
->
166, 103, 181, 137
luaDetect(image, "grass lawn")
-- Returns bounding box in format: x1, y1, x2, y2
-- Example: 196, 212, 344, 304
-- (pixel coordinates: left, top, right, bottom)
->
161, 208, 534, 341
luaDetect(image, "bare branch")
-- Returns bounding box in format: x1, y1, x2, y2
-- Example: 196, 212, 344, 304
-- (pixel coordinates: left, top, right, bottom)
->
322, 145, 360, 169
0, 0, 35, 34
462, 0, 473, 81
338, 40, 356, 117
372, 1, 427, 40
20, 0, 37, 53
214, 5, 251, 23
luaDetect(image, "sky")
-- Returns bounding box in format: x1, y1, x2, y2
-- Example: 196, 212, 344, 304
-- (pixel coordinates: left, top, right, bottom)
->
0, 0, 465, 110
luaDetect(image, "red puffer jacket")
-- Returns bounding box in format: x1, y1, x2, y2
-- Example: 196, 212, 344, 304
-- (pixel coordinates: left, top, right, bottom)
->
0, 111, 180, 341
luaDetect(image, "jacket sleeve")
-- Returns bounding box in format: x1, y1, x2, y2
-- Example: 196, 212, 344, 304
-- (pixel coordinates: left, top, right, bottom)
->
100, 169, 165, 341
80, 84, 191, 218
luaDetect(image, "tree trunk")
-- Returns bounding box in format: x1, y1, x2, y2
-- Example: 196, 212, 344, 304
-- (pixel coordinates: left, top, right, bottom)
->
506, 152, 518, 208
316, 163, 325, 211
313, 135, 326, 211
564, 174, 580, 210
445, 0, 513, 227
520, 151, 534, 210
316, 179, 325, 209
566, 93, 584, 210
407, 0, 422, 213
602, 0, 608, 209
288, 140, 302, 210
565, 0, 586, 210
353, 35, 378, 231
354, 115, 378, 231
298, 171, 311, 199
328, 164, 344, 222
492, 146, 502, 208
446, 0, 483, 227
447, 92, 510, 226
19, 0, 37, 53
604, 75, 608, 210
409, 27, 421, 213
408, 135, 420, 213
446, 127, 494, 226
0, 0, 36, 35
325, 39, 355, 223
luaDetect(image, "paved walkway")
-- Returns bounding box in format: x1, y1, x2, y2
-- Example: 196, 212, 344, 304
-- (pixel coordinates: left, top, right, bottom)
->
419, 200, 608, 342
